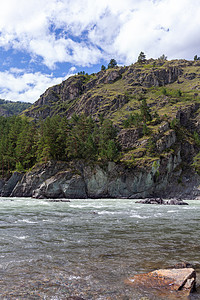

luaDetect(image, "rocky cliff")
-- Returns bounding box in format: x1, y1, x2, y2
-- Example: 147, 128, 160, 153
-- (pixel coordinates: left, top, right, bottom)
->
2, 59, 200, 199
23, 61, 184, 121
1, 155, 200, 199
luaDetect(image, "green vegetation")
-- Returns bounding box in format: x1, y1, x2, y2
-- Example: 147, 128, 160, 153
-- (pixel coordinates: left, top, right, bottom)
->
0, 99, 31, 116
137, 51, 146, 64
122, 99, 153, 135
3, 58, 200, 179
0, 114, 120, 178
158, 54, 167, 61
108, 59, 117, 69
194, 55, 200, 61
193, 152, 200, 175
77, 71, 89, 75
193, 131, 200, 146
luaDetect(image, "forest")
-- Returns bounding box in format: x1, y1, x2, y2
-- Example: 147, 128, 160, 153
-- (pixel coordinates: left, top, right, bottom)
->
0, 99, 31, 116
0, 114, 120, 178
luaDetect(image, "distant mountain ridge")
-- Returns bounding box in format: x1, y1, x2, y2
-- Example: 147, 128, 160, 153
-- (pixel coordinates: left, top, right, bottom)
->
0, 99, 31, 117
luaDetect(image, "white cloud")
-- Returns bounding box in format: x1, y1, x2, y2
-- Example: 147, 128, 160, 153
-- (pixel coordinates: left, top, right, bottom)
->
0, 69, 69, 103
0, 0, 200, 103
111, 0, 200, 62
69, 66, 77, 73
1, 0, 200, 68
0, 0, 106, 68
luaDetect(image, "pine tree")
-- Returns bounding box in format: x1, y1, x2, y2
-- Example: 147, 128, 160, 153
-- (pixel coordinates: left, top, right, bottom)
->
108, 59, 117, 69
140, 99, 152, 122
137, 51, 146, 64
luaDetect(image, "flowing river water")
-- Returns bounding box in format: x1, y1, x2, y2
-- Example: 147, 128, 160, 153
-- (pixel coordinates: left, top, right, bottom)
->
0, 197, 200, 300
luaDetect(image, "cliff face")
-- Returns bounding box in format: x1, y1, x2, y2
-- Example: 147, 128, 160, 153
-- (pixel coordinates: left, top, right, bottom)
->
1, 154, 200, 199
3, 59, 200, 199
23, 61, 183, 121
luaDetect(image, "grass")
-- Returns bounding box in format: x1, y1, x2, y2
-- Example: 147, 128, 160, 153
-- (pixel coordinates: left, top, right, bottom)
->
21, 59, 200, 167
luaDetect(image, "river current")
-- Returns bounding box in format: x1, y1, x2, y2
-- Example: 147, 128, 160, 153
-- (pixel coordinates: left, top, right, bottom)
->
0, 197, 200, 299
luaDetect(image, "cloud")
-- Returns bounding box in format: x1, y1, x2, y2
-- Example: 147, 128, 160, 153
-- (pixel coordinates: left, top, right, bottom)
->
0, 0, 105, 68
1, 0, 200, 103
68, 66, 77, 73
1, 0, 200, 69
111, 0, 200, 62
0, 69, 70, 103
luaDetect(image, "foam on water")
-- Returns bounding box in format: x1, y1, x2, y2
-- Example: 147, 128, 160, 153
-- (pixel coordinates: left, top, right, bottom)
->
0, 197, 200, 299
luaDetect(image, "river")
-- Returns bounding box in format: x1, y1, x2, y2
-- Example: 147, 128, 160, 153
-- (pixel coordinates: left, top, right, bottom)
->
0, 197, 199, 299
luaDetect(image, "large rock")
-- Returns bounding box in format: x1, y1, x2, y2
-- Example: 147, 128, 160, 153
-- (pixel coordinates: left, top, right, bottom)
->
1, 172, 23, 197
156, 130, 176, 153
0, 179, 5, 193
125, 65, 183, 87
32, 171, 87, 199
125, 268, 196, 298
11, 161, 73, 198
118, 128, 143, 150
136, 198, 188, 205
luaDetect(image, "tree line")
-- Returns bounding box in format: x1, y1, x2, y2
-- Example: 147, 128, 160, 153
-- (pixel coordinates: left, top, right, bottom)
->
0, 114, 120, 177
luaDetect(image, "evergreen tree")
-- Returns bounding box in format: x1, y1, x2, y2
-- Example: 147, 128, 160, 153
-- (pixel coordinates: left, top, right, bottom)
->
15, 120, 37, 170
108, 59, 117, 69
140, 99, 152, 122
137, 51, 146, 64
194, 55, 200, 61
98, 119, 120, 161
158, 54, 167, 61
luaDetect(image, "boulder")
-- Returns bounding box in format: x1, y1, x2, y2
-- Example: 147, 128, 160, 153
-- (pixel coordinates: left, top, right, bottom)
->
136, 198, 188, 205
165, 199, 188, 205
32, 171, 87, 199
125, 268, 196, 298
11, 161, 71, 197
136, 197, 164, 204
67, 297, 85, 300
47, 199, 71, 202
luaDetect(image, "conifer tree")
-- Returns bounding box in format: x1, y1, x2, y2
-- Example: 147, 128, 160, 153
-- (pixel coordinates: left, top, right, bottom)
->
137, 51, 146, 63
108, 59, 117, 68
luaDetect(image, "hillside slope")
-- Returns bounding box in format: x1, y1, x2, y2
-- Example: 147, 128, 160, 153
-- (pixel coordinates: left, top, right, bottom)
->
24, 59, 187, 121
2, 59, 200, 199
0, 99, 31, 116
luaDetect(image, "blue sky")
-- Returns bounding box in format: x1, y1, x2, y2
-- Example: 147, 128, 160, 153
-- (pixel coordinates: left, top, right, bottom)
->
0, 0, 200, 103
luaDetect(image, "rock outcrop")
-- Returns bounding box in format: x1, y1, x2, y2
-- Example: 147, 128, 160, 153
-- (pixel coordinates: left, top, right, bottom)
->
0, 152, 198, 199
9, 161, 87, 199
23, 63, 183, 121
1, 172, 23, 197
125, 268, 196, 298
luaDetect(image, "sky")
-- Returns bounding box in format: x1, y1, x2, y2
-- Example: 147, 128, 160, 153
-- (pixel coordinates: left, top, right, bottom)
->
0, 0, 200, 104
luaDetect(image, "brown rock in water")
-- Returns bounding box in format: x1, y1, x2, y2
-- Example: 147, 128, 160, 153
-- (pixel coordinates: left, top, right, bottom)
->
67, 297, 85, 300
125, 268, 196, 298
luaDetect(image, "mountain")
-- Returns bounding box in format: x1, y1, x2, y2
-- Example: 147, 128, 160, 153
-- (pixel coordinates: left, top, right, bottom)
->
24, 59, 186, 122
0, 99, 31, 116
2, 58, 200, 199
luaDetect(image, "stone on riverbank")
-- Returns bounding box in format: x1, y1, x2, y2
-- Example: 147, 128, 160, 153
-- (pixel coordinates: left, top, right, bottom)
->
136, 197, 188, 205
125, 268, 196, 298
